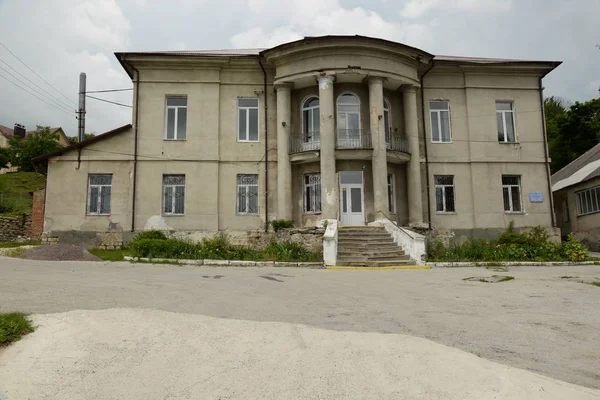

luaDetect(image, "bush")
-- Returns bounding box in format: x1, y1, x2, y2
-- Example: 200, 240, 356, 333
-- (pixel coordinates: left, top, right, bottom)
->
134, 230, 168, 241
271, 219, 294, 232
427, 239, 446, 260
561, 233, 588, 262
0, 312, 34, 347
263, 240, 321, 262
130, 238, 199, 259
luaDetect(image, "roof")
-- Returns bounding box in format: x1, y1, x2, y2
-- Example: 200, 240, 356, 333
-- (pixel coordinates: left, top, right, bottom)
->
32, 124, 132, 162
552, 143, 600, 192
434, 55, 561, 64
116, 48, 264, 57
0, 124, 14, 138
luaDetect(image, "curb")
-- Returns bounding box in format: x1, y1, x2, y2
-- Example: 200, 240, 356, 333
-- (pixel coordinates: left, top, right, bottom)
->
123, 256, 324, 269
326, 265, 431, 270
428, 261, 600, 268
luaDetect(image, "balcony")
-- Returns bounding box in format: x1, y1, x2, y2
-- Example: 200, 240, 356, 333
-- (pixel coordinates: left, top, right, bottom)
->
386, 133, 409, 153
290, 132, 320, 154
336, 129, 372, 149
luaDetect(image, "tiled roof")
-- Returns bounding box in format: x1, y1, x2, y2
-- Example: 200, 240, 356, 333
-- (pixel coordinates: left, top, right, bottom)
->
0, 124, 14, 138
551, 143, 600, 191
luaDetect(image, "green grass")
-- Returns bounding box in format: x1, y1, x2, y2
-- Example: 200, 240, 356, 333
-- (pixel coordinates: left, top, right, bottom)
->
0, 240, 40, 248
0, 312, 34, 347
0, 172, 46, 215
89, 249, 131, 261
584, 281, 600, 287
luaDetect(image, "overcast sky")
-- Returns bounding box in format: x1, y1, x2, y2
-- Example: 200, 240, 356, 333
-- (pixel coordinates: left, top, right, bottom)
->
0, 0, 598, 137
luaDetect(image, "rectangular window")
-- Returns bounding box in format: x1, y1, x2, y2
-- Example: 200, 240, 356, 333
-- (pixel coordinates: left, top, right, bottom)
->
575, 186, 600, 216
387, 174, 395, 213
237, 174, 259, 214
87, 174, 112, 215
165, 96, 187, 140
434, 175, 455, 213
304, 174, 321, 213
502, 175, 522, 212
429, 101, 451, 143
496, 101, 516, 143
237, 98, 259, 142
163, 175, 185, 215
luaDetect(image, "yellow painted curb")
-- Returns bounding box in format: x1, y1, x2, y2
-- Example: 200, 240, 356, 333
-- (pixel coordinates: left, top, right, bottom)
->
326, 265, 431, 270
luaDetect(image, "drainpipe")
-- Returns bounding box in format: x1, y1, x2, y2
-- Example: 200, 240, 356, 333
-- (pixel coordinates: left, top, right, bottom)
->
130, 63, 140, 232
419, 60, 435, 229
259, 57, 269, 232
539, 77, 556, 228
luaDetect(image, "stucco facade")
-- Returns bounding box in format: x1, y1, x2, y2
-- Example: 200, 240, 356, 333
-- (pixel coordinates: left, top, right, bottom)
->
38, 36, 560, 243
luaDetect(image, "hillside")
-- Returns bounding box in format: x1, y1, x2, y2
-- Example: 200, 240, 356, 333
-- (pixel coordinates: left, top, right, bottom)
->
0, 172, 46, 215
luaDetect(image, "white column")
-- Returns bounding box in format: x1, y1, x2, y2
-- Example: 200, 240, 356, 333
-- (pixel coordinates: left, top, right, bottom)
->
317, 73, 338, 220
403, 86, 423, 225
276, 83, 293, 220
369, 76, 388, 220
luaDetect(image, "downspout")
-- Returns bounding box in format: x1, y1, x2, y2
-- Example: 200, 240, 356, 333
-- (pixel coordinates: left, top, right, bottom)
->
130, 63, 140, 232
419, 60, 435, 229
259, 56, 269, 232
539, 76, 556, 227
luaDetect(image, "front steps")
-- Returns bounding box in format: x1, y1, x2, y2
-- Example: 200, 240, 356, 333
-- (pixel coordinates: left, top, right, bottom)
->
336, 226, 416, 267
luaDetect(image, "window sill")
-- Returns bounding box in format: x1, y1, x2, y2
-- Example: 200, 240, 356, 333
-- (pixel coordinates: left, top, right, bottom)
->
304, 212, 322, 215
504, 211, 525, 215
436, 212, 457, 215
498, 141, 519, 144
86, 213, 111, 216
577, 211, 600, 217
237, 213, 259, 216
163, 139, 187, 141
162, 214, 185, 217
237, 140, 260, 143
431, 141, 453, 144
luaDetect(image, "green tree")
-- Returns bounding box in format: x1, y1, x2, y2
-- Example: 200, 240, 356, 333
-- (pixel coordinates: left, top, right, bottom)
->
0, 147, 9, 169
8, 126, 62, 173
547, 97, 600, 173
68, 132, 96, 143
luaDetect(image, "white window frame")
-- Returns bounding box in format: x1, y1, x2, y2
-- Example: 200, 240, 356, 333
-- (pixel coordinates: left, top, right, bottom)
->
387, 173, 395, 213
304, 173, 321, 214
434, 175, 455, 213
237, 174, 259, 215
237, 98, 259, 142
384, 98, 392, 148
429, 100, 451, 143
302, 96, 320, 141
162, 175, 185, 215
502, 175, 523, 213
86, 174, 112, 215
575, 186, 600, 216
164, 96, 187, 140
496, 101, 517, 143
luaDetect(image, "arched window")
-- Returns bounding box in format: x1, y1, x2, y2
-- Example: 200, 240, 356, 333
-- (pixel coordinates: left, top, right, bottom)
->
337, 93, 360, 147
302, 97, 320, 146
384, 99, 391, 148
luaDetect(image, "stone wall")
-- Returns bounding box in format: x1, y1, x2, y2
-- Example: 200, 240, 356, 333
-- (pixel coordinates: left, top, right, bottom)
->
41, 227, 325, 252
0, 214, 32, 241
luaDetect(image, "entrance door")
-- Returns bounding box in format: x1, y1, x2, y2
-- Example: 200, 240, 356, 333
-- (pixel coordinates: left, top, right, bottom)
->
339, 171, 364, 226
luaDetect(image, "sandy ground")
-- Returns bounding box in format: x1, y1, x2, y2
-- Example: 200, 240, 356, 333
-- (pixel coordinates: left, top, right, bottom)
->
0, 258, 599, 390
1, 308, 599, 400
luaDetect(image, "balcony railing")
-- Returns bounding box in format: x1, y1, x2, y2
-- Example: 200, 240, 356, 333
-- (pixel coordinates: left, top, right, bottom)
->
336, 129, 372, 149
387, 134, 409, 153
290, 132, 320, 154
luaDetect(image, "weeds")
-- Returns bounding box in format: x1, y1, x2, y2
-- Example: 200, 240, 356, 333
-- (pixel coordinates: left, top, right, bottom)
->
0, 313, 34, 347
271, 219, 294, 232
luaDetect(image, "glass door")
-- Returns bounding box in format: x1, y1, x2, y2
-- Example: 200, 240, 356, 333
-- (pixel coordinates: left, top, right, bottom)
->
339, 171, 364, 226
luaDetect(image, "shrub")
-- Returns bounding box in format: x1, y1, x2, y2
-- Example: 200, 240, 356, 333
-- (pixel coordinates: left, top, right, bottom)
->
271, 219, 294, 232
0, 312, 34, 347
134, 230, 168, 241
263, 240, 321, 262
426, 239, 446, 260
561, 233, 588, 262
130, 238, 199, 259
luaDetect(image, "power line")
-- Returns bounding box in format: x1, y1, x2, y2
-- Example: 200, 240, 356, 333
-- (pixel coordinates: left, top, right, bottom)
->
86, 88, 133, 93
0, 39, 78, 107
0, 72, 75, 117
0, 58, 75, 111
0, 64, 74, 114
85, 95, 132, 108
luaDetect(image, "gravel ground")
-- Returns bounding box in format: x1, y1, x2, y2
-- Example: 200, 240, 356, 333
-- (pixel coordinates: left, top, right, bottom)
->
1, 308, 599, 400
0, 258, 599, 389
23, 244, 100, 261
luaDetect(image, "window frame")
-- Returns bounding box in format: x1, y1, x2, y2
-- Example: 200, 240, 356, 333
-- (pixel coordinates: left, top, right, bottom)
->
387, 173, 395, 213
301, 96, 320, 144
496, 101, 517, 143
384, 98, 392, 148
502, 175, 523, 213
336, 92, 361, 132
237, 98, 260, 143
164, 96, 187, 140
162, 174, 186, 215
429, 100, 452, 143
303, 173, 322, 214
434, 175, 455, 213
86, 174, 112, 215
236, 174, 259, 215
575, 186, 600, 216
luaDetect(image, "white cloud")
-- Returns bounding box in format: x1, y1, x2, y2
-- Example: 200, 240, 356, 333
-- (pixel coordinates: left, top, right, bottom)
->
231, 27, 302, 49
400, 0, 512, 18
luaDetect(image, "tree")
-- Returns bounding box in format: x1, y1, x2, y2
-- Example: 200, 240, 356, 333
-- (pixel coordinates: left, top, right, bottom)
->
547, 98, 600, 173
68, 132, 96, 143
0, 147, 9, 169
7, 125, 62, 173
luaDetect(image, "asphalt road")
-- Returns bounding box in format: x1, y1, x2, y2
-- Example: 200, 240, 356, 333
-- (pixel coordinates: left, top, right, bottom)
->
1, 257, 599, 389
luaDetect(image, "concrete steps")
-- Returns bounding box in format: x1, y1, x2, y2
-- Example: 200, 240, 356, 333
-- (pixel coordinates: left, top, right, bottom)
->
336, 226, 416, 267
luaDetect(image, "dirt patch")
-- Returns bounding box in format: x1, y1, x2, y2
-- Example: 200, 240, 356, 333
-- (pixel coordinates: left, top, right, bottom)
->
463, 275, 515, 283
24, 244, 101, 261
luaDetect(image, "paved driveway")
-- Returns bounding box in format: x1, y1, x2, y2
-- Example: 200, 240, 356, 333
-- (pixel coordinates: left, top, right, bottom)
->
0, 258, 599, 391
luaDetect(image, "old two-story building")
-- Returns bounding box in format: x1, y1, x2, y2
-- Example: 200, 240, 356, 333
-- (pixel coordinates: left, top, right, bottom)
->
35, 36, 561, 250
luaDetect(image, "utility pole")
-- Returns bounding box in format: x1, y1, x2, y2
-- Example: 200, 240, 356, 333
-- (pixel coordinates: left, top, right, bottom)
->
77, 72, 86, 142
